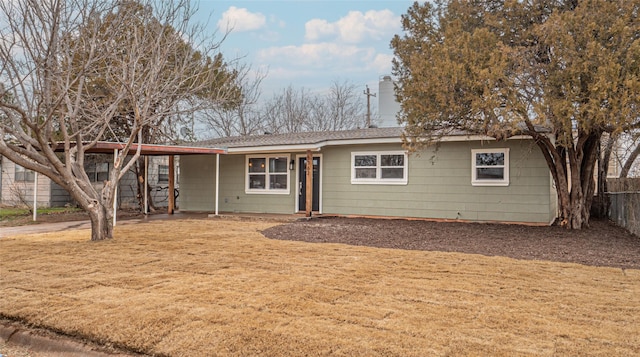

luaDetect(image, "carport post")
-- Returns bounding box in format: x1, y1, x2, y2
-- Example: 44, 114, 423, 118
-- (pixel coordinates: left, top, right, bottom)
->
32, 171, 38, 221
168, 155, 174, 214
305, 150, 312, 217
113, 149, 118, 227
215, 153, 220, 216
144, 155, 148, 214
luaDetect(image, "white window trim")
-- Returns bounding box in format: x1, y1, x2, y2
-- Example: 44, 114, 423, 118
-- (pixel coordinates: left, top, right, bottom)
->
471, 148, 510, 186
351, 151, 408, 185
245, 154, 291, 194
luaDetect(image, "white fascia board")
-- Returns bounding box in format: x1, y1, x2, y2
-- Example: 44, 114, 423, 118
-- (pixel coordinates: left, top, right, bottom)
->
320, 137, 402, 147
436, 134, 537, 142
225, 137, 402, 154
223, 134, 540, 154
226, 144, 322, 154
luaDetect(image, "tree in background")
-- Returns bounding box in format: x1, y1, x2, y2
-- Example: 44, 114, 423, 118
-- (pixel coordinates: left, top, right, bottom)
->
262, 85, 313, 133
199, 65, 266, 137
616, 133, 640, 178
391, 0, 640, 229
0, 0, 239, 240
306, 80, 367, 132
199, 79, 368, 137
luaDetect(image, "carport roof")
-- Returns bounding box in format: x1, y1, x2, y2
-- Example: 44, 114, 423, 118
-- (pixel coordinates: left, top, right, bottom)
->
55, 141, 227, 156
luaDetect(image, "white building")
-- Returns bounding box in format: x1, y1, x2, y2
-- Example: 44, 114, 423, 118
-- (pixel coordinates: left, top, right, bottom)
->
376, 75, 401, 128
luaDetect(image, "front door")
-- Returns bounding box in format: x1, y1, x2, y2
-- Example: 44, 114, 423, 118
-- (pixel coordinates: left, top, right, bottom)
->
298, 156, 320, 212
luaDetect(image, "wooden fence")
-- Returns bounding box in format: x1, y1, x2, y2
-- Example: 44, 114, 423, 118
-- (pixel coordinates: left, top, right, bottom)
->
607, 178, 640, 236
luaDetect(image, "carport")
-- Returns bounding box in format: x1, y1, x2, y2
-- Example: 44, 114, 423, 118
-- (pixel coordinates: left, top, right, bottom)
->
48, 141, 227, 225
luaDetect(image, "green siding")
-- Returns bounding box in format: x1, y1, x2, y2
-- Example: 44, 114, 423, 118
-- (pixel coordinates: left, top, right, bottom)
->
179, 155, 217, 211
180, 154, 296, 214
321, 140, 555, 224
217, 155, 295, 214
179, 139, 556, 224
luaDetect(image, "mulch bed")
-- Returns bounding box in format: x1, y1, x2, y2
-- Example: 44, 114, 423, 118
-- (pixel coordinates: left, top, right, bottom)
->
262, 217, 640, 270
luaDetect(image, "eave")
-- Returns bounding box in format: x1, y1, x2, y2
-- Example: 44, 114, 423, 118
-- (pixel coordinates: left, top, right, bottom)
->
54, 141, 227, 156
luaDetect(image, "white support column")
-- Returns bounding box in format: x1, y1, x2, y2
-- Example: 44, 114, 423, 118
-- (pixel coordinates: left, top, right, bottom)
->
215, 153, 220, 216
144, 155, 148, 215
113, 149, 118, 227
32, 171, 38, 221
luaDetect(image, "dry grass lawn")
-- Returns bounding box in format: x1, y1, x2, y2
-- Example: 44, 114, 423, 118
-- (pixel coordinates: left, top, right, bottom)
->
1, 219, 639, 356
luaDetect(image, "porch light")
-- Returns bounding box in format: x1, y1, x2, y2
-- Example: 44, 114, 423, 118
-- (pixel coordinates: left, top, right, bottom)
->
289, 159, 295, 170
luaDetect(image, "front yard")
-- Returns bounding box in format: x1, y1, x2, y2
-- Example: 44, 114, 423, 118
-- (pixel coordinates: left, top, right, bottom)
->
1, 218, 639, 356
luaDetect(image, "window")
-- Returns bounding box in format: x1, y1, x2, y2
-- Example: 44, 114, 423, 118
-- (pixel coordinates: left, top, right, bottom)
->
351, 151, 408, 185
14, 165, 35, 182
85, 162, 110, 182
471, 148, 509, 186
158, 165, 169, 183
246, 155, 290, 194
96, 163, 109, 182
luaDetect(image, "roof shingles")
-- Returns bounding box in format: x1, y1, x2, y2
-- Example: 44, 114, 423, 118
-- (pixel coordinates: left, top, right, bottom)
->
195, 127, 405, 149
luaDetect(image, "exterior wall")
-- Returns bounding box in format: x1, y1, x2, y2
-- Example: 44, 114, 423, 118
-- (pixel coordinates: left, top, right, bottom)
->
87, 155, 171, 210
0, 160, 53, 207
179, 154, 296, 214
0, 155, 168, 210
218, 155, 295, 214
116, 169, 139, 209
321, 140, 555, 224
179, 155, 217, 211
146, 156, 174, 208
50, 181, 72, 207
179, 139, 556, 224
85, 155, 139, 210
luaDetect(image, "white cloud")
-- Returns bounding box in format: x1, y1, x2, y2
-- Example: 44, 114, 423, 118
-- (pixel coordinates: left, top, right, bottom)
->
305, 19, 336, 42
258, 43, 375, 70
305, 9, 401, 44
370, 53, 394, 73
269, 15, 286, 28
217, 6, 266, 32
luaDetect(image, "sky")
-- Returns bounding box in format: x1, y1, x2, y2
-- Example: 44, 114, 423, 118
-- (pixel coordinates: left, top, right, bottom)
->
195, 0, 414, 100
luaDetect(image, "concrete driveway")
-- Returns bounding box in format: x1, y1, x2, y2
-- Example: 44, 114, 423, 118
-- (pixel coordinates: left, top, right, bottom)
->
0, 212, 210, 238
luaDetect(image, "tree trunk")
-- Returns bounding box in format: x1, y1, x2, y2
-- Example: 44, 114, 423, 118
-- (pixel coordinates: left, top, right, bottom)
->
535, 133, 598, 230
555, 180, 590, 229
568, 194, 586, 229
134, 158, 157, 212
87, 202, 113, 241
592, 136, 614, 218
135, 159, 145, 212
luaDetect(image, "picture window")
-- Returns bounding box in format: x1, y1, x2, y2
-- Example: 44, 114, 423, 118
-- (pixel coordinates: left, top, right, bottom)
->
351, 151, 407, 185
246, 155, 290, 194
471, 148, 509, 186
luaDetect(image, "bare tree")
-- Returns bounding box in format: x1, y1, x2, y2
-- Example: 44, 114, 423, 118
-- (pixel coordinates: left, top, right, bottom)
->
198, 65, 267, 137
261, 81, 365, 135
262, 85, 310, 134
0, 0, 238, 240
598, 131, 640, 180
313, 80, 365, 131
617, 133, 640, 178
